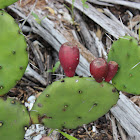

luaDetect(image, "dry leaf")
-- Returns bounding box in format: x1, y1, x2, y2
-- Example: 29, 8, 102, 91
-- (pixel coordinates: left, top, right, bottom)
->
45, 6, 55, 15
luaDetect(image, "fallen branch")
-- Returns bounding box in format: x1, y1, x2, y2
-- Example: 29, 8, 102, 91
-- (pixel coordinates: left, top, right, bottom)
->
97, 0, 140, 10
111, 92, 140, 139
25, 65, 47, 86
110, 114, 119, 140
65, 0, 138, 39
87, 0, 114, 7
74, 9, 99, 57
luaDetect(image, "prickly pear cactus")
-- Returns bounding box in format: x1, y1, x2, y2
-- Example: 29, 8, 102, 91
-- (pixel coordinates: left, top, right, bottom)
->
108, 35, 140, 95
0, 97, 30, 140
0, 0, 18, 9
0, 11, 28, 96
30, 77, 119, 129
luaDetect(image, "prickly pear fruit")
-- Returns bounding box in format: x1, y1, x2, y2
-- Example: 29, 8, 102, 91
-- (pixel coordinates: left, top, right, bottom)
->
30, 76, 119, 129
59, 42, 79, 77
0, 97, 30, 140
105, 61, 118, 82
108, 35, 140, 95
90, 58, 108, 83
0, 11, 28, 96
0, 0, 18, 9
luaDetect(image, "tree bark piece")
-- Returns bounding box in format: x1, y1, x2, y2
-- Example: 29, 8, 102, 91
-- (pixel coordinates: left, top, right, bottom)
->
97, 0, 140, 10
65, 0, 138, 39
90, 31, 107, 59
117, 121, 127, 140
103, 8, 138, 39
48, 129, 60, 140
25, 65, 47, 86
46, 54, 52, 86
110, 114, 119, 140
28, 40, 45, 74
111, 92, 140, 139
74, 9, 99, 57
87, 0, 114, 6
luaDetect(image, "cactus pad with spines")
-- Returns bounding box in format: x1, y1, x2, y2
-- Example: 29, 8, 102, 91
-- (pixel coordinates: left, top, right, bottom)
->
30, 77, 119, 129
0, 97, 30, 140
0, 0, 18, 9
108, 36, 140, 95
0, 11, 28, 96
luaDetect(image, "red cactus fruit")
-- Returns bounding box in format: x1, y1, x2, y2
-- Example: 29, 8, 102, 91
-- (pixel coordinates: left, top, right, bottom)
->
105, 61, 118, 82
93, 77, 104, 83
90, 58, 108, 83
59, 42, 80, 77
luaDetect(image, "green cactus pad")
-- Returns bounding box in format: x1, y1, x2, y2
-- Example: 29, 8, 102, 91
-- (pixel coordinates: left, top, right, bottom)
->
0, 11, 28, 96
0, 97, 30, 140
0, 0, 18, 9
30, 77, 119, 129
108, 36, 140, 95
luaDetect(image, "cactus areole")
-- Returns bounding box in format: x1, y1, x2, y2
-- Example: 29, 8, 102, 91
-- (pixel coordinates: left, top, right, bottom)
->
59, 42, 79, 77
90, 58, 108, 83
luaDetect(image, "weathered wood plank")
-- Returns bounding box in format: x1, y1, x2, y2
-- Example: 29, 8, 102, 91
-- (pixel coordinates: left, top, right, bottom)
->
111, 92, 140, 139
65, 0, 138, 39
97, 0, 140, 10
